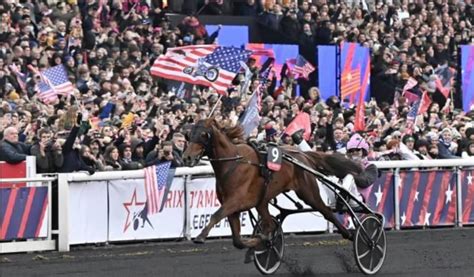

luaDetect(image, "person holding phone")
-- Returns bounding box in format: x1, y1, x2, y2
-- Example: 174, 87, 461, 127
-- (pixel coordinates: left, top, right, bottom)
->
30, 127, 63, 173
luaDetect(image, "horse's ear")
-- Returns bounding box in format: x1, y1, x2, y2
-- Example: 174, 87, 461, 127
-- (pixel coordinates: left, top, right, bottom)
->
211, 117, 222, 129
195, 114, 202, 122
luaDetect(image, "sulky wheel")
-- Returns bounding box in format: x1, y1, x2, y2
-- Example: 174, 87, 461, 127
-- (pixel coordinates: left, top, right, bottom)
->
353, 215, 387, 275
253, 217, 284, 275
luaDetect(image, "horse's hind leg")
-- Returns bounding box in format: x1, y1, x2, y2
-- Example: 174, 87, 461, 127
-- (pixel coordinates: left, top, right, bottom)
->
315, 201, 353, 241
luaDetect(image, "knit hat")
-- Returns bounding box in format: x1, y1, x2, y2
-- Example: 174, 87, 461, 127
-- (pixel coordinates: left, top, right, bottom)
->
402, 135, 415, 144
265, 127, 278, 141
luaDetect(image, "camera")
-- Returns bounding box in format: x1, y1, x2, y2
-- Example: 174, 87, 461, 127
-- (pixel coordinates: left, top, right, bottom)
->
46, 140, 56, 151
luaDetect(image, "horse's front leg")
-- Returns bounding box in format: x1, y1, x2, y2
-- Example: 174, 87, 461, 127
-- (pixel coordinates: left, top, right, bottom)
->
228, 212, 262, 249
228, 212, 245, 249
194, 203, 237, 244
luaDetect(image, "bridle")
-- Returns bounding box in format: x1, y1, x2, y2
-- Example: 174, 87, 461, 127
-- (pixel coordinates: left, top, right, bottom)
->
188, 122, 243, 163
187, 121, 268, 200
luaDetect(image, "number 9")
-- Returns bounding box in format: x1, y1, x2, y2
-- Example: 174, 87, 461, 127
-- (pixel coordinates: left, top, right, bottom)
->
271, 148, 280, 162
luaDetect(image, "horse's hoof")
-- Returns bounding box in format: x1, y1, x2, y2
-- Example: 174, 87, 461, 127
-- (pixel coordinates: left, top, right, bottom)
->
244, 249, 254, 264
233, 241, 245, 250
344, 230, 355, 241
193, 237, 205, 244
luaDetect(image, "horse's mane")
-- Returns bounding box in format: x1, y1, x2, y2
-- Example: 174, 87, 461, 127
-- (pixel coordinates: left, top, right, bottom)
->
209, 118, 245, 143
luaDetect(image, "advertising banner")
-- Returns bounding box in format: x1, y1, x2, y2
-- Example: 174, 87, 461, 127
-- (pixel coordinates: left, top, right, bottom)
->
205, 25, 249, 47
460, 169, 474, 224
398, 171, 456, 227
461, 45, 474, 112
268, 189, 328, 233
69, 181, 108, 244
317, 43, 371, 102
186, 177, 254, 238
187, 178, 328, 238
108, 178, 185, 241
0, 186, 48, 240
366, 172, 395, 228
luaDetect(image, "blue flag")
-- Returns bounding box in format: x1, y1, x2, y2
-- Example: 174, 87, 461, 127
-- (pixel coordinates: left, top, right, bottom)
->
239, 91, 261, 138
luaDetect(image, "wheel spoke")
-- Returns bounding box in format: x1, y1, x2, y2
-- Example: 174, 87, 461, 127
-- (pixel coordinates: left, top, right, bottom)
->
264, 247, 272, 269
359, 232, 372, 246
375, 229, 384, 243
369, 249, 374, 271
376, 244, 385, 254
272, 246, 282, 259
255, 249, 267, 255
358, 249, 371, 259
370, 228, 378, 240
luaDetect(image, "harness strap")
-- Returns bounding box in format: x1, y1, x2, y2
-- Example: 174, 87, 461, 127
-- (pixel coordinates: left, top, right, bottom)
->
219, 159, 242, 186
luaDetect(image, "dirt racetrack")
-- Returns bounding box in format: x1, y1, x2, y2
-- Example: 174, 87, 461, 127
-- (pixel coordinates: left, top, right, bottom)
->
1, 227, 473, 277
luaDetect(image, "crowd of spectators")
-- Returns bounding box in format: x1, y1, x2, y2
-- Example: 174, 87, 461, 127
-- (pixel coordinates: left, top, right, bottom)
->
0, 0, 473, 175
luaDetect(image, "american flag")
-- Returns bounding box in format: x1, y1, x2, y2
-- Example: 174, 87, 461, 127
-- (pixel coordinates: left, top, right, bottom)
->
29, 65, 73, 103
405, 91, 431, 134
144, 161, 174, 214
340, 67, 361, 99
150, 45, 252, 95
286, 55, 315, 80
405, 99, 420, 135
257, 57, 273, 95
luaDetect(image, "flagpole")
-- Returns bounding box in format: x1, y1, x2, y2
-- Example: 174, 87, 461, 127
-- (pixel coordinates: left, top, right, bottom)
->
450, 87, 454, 112
208, 94, 223, 117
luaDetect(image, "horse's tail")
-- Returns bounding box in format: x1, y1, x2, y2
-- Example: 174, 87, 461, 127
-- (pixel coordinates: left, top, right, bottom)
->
304, 152, 363, 179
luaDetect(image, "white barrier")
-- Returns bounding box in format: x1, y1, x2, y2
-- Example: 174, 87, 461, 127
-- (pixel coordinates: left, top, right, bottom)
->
58, 165, 329, 251
0, 158, 469, 253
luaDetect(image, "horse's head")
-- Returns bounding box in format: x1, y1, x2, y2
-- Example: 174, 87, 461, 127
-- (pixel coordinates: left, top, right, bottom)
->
183, 118, 214, 167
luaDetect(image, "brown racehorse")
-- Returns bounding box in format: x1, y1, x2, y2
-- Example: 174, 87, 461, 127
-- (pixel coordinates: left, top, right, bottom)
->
182, 118, 363, 249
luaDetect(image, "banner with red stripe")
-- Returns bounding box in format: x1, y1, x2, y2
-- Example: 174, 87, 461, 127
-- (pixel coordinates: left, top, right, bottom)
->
0, 187, 48, 240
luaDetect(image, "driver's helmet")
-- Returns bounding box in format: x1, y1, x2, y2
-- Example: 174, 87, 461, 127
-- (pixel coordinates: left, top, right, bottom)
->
347, 133, 369, 156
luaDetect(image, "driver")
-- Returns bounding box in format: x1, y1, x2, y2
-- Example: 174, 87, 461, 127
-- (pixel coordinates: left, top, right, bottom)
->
293, 131, 378, 206
342, 133, 379, 204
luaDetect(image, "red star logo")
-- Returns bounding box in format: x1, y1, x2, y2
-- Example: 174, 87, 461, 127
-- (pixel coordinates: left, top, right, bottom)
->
123, 189, 145, 232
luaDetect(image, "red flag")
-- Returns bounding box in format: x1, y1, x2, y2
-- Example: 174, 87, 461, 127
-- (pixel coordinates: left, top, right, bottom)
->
284, 112, 311, 141
354, 99, 365, 132
341, 67, 361, 101
418, 91, 432, 114
435, 78, 450, 98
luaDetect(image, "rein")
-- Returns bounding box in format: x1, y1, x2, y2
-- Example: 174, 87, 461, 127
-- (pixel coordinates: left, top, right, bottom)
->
202, 155, 243, 162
